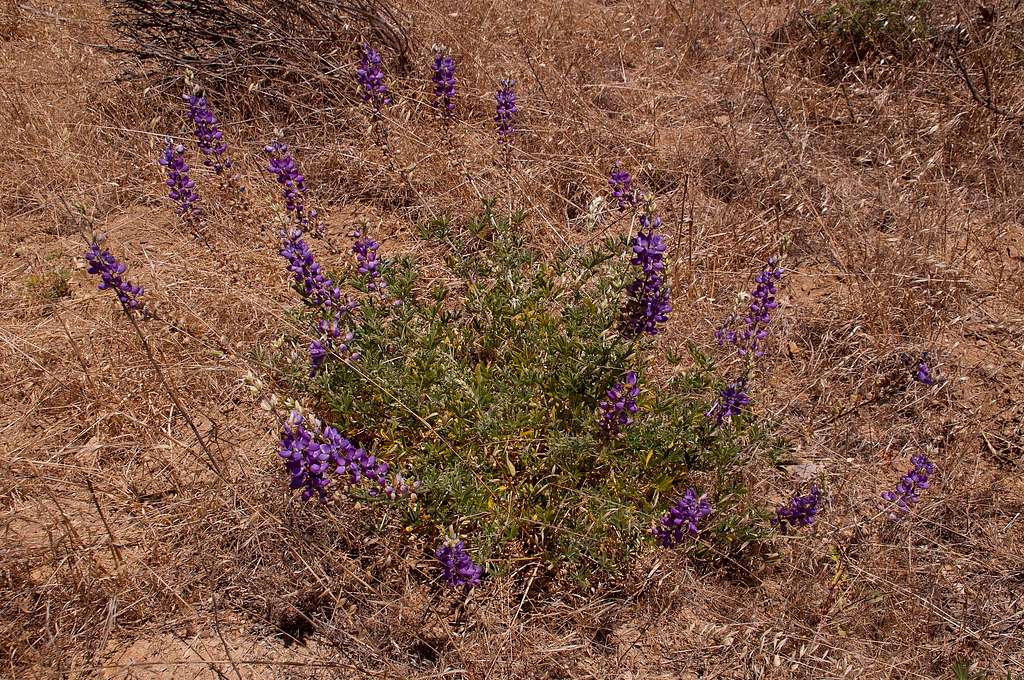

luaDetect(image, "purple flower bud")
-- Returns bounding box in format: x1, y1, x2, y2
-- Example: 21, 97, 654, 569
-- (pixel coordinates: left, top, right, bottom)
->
706, 377, 750, 428
84, 238, 145, 311
598, 371, 639, 436
356, 43, 391, 112
653, 488, 712, 548
495, 78, 517, 141
620, 214, 672, 337
881, 453, 935, 520
431, 49, 457, 117
435, 537, 483, 589
772, 485, 822, 533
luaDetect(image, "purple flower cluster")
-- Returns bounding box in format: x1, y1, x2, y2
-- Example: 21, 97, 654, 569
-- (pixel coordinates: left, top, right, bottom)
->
309, 318, 357, 377
431, 50, 457, 117
598, 371, 639, 436
351, 227, 387, 294
652, 488, 712, 548
435, 538, 483, 590
84, 239, 145, 311
279, 228, 348, 310
706, 377, 750, 428
620, 214, 672, 337
279, 228, 359, 375
183, 94, 229, 174
772, 485, 822, 533
356, 43, 391, 112
265, 142, 320, 232
609, 164, 638, 212
158, 138, 204, 223
881, 454, 935, 520
914, 351, 935, 385
716, 257, 783, 357
278, 410, 415, 502
495, 78, 517, 141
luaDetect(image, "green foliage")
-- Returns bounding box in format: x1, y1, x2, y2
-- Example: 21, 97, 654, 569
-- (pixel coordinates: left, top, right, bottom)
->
298, 202, 769, 583
817, 0, 930, 61
25, 268, 71, 304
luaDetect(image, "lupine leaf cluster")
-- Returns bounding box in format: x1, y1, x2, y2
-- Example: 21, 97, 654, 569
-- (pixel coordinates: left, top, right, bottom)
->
284, 202, 764, 582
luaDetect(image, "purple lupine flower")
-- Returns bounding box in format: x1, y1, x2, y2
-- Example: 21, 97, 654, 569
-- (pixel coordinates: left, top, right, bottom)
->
356, 42, 391, 112
278, 410, 415, 501
308, 317, 357, 377
84, 238, 145, 311
278, 411, 332, 501
598, 371, 639, 436
435, 538, 483, 590
881, 453, 935, 520
716, 257, 784, 357
706, 377, 750, 428
279, 228, 354, 312
772, 485, 822, 533
914, 351, 935, 385
351, 227, 387, 294
158, 138, 204, 224
620, 214, 672, 337
652, 488, 712, 548
431, 49, 457, 117
609, 163, 638, 212
183, 94, 230, 174
264, 142, 320, 232
495, 78, 517, 141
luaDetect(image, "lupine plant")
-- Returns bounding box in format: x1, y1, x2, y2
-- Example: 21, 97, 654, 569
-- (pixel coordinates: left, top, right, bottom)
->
609, 163, 638, 212
914, 351, 935, 385
706, 377, 750, 428
772, 485, 822, 533
279, 201, 767, 582
84, 237, 145, 312
598, 371, 639, 437
435, 537, 483, 590
158, 138, 206, 238
652, 488, 712, 548
351, 226, 387, 295
495, 78, 517, 142
265, 142, 322, 234
356, 42, 391, 113
716, 257, 784, 357
430, 48, 457, 118
278, 409, 415, 502
620, 214, 672, 337
183, 94, 229, 174
881, 453, 935, 519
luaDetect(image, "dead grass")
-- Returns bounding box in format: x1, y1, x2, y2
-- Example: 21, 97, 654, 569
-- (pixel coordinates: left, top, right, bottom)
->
2, 0, 1023, 677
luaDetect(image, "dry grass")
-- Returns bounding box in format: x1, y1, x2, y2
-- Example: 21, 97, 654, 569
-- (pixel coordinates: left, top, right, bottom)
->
2, 0, 1023, 677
